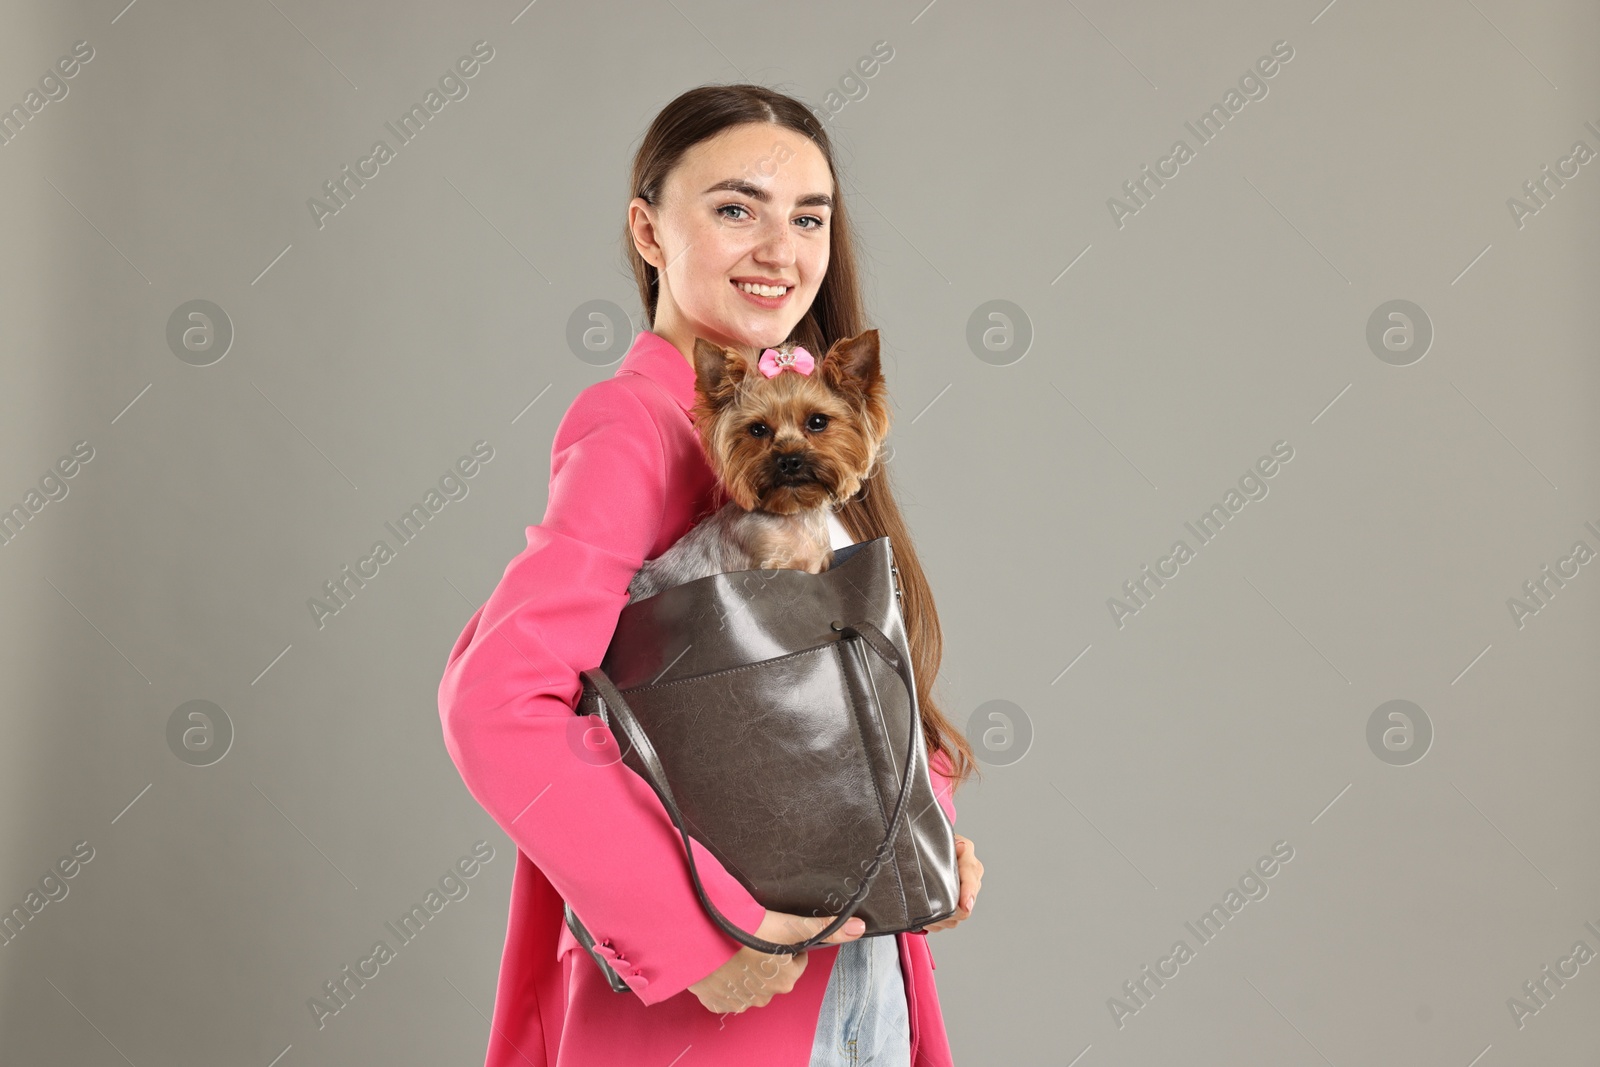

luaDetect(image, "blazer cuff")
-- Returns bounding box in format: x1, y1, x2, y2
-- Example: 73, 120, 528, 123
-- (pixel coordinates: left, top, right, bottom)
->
600, 857, 770, 1006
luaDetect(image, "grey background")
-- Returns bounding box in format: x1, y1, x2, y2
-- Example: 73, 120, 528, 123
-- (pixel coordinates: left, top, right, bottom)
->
2, 0, 1597, 1063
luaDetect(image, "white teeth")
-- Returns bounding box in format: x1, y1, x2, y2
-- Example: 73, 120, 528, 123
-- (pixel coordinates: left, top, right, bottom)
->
737, 281, 788, 297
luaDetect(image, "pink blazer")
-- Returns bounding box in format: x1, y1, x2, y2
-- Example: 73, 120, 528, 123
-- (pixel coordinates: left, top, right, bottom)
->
437, 328, 959, 1066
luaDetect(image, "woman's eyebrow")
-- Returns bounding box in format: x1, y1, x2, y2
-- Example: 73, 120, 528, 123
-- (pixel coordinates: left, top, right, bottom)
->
702, 177, 833, 209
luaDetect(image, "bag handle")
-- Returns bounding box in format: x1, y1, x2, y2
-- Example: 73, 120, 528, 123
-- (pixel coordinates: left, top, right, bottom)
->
577, 619, 921, 958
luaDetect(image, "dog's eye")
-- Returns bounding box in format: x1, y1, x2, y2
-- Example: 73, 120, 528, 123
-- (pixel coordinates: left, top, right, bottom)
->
806, 414, 830, 432
748, 423, 770, 438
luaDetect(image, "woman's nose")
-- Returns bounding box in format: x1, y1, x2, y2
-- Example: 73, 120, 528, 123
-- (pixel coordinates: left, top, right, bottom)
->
752, 219, 795, 263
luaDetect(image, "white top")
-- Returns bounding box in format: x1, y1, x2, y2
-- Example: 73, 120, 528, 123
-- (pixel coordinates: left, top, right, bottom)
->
827, 512, 852, 550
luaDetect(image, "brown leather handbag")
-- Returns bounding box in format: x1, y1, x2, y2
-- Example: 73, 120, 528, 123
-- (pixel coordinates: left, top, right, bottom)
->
563, 535, 960, 993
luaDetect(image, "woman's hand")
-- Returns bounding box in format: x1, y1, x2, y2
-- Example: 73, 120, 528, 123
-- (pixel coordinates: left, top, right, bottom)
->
923, 833, 983, 933
687, 909, 865, 1014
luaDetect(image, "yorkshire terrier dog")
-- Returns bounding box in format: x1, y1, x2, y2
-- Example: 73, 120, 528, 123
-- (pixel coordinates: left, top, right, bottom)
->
626, 328, 890, 602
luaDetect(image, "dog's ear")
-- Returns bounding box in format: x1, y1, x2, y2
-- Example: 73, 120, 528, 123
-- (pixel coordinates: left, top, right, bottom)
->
820, 329, 881, 389
692, 337, 751, 403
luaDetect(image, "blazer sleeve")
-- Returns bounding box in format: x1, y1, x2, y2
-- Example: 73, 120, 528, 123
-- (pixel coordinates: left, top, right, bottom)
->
437, 378, 767, 1006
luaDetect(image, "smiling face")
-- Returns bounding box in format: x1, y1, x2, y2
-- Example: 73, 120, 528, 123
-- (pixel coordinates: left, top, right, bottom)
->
628, 122, 834, 361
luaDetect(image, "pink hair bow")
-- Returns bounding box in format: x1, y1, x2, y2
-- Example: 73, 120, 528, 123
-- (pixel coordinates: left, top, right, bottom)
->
757, 345, 815, 378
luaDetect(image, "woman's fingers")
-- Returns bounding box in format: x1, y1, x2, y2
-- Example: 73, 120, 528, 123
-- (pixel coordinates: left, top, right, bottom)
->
957, 834, 983, 912
926, 834, 982, 933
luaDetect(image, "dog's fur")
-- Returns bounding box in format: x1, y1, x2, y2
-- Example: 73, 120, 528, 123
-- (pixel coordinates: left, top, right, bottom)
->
626, 329, 891, 602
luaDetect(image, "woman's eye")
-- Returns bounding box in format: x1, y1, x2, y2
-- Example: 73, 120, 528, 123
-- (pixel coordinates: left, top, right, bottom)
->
748, 423, 770, 438
717, 204, 825, 230
806, 414, 829, 432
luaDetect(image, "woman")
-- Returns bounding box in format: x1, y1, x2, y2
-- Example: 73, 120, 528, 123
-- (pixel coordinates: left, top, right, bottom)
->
438, 84, 984, 1067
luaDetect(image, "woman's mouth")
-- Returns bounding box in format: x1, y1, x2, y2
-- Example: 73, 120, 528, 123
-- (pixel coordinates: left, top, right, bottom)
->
731, 279, 792, 309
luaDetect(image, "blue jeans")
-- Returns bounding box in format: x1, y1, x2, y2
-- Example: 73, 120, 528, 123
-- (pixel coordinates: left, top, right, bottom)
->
809, 934, 911, 1066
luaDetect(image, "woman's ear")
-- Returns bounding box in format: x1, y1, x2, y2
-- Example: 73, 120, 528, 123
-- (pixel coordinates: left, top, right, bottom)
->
627, 198, 665, 269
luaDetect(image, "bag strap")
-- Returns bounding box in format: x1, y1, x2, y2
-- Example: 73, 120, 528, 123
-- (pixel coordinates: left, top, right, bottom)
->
578, 620, 921, 957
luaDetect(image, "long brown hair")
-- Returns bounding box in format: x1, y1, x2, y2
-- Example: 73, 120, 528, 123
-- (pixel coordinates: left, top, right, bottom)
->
624, 84, 980, 793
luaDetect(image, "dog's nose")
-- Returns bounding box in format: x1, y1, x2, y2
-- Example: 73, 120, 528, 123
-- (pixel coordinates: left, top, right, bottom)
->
774, 453, 805, 475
